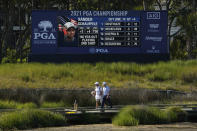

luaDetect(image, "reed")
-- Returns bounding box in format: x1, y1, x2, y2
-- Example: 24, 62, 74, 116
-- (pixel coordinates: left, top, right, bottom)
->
0, 60, 196, 91
0, 109, 66, 130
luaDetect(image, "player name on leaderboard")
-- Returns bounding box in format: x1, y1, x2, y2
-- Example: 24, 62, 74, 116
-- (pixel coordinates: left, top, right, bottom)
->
78, 19, 140, 47
101, 21, 140, 46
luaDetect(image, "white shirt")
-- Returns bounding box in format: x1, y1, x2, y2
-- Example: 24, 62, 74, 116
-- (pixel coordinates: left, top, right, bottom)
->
103, 86, 110, 96
95, 86, 102, 100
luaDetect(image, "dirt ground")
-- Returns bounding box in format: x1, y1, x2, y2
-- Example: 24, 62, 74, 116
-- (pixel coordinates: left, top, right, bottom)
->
22, 122, 197, 131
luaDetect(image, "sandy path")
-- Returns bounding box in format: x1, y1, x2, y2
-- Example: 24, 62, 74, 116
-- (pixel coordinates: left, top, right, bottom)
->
22, 122, 197, 131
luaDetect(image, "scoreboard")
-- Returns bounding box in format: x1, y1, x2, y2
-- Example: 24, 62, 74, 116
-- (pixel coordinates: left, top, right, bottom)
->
78, 17, 140, 47
30, 10, 168, 62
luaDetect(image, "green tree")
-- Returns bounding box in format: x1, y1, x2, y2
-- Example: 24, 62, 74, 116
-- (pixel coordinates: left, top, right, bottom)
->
0, 0, 76, 63
155, 0, 197, 59
0, 0, 32, 63
170, 35, 187, 59
176, 12, 197, 58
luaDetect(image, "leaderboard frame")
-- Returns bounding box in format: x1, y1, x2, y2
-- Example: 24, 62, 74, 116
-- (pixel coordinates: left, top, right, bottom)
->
29, 10, 169, 62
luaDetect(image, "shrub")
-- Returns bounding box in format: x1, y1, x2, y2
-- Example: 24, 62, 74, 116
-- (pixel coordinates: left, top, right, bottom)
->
0, 109, 66, 130
113, 115, 138, 126
134, 106, 168, 124
112, 107, 139, 126
165, 106, 187, 122
138, 107, 168, 124
112, 106, 168, 126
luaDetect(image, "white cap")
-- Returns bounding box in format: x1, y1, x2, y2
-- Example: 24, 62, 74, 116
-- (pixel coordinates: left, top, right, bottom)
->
94, 82, 99, 85
102, 82, 107, 85
64, 22, 75, 30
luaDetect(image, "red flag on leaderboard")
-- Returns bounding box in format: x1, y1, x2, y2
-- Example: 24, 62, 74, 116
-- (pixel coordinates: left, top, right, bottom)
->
58, 24, 67, 35
70, 18, 78, 26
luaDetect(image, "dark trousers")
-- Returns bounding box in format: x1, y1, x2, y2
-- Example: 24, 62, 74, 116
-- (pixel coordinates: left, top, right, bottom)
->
101, 95, 112, 108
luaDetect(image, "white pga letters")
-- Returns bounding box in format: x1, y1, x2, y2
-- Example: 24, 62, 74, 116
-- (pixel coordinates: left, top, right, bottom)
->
34, 33, 56, 39
96, 48, 109, 53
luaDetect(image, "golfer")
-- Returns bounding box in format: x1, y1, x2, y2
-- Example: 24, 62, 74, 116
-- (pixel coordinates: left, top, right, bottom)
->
101, 82, 112, 108
92, 82, 103, 109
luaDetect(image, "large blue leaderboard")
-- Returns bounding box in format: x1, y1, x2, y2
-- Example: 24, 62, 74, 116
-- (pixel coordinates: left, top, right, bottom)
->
30, 10, 168, 62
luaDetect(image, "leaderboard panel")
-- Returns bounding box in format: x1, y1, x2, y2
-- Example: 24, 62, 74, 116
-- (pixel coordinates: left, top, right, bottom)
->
100, 21, 140, 47
31, 10, 168, 55
57, 11, 141, 48
78, 19, 140, 47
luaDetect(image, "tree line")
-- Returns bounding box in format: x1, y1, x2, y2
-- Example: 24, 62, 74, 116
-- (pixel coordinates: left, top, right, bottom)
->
0, 0, 196, 63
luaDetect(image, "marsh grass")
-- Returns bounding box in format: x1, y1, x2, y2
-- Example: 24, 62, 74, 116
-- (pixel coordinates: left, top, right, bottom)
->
0, 100, 37, 109
0, 100, 17, 109
0, 99, 80, 109
165, 106, 187, 122
0, 109, 66, 130
112, 106, 187, 126
16, 102, 37, 109
40, 101, 65, 108
0, 60, 196, 91
0, 91, 195, 109
0, 60, 197, 105
112, 114, 139, 126
182, 71, 197, 83
0, 87, 193, 108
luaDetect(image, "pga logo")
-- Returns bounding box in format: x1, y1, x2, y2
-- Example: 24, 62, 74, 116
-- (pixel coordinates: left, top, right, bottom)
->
147, 12, 160, 19
38, 21, 53, 32
96, 48, 109, 53
89, 48, 109, 54
34, 20, 56, 40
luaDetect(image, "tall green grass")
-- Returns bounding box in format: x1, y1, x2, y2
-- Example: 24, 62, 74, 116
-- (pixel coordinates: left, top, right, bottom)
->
0, 100, 17, 109
112, 106, 187, 126
0, 109, 66, 130
165, 106, 187, 122
0, 100, 37, 109
0, 100, 74, 109
40, 101, 66, 108
0, 60, 197, 91
16, 102, 37, 109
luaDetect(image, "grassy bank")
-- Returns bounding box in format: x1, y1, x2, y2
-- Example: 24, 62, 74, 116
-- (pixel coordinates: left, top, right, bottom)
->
0, 100, 68, 109
0, 109, 66, 130
112, 106, 187, 126
0, 60, 197, 91
0, 106, 187, 130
